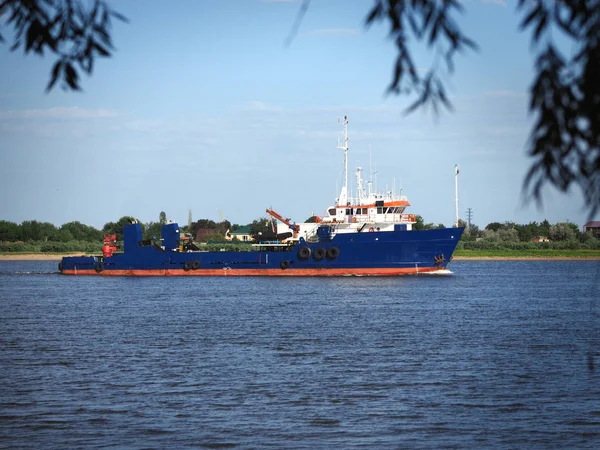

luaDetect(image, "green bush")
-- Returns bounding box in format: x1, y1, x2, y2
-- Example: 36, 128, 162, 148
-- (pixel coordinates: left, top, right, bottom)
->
0, 239, 104, 253
39, 240, 102, 253
0, 241, 40, 252
85, 242, 103, 252
583, 239, 600, 250
461, 240, 584, 251
201, 243, 254, 252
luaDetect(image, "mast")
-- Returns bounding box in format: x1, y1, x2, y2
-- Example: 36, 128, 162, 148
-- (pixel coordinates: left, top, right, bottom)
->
337, 115, 349, 205
454, 164, 460, 227
356, 167, 366, 203
368, 144, 373, 197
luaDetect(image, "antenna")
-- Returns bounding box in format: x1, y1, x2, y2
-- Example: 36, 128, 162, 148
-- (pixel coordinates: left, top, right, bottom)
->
373, 163, 378, 194
454, 164, 460, 227
369, 144, 372, 182
367, 144, 373, 197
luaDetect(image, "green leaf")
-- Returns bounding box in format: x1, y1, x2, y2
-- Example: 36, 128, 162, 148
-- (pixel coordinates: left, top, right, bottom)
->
533, 11, 548, 41
93, 41, 110, 57
520, 4, 542, 33
25, 18, 42, 52
365, 3, 383, 26
110, 10, 129, 23
46, 60, 63, 92
64, 62, 81, 90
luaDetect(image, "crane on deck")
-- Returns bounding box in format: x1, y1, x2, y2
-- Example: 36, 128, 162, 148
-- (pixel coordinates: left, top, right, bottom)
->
265, 208, 300, 238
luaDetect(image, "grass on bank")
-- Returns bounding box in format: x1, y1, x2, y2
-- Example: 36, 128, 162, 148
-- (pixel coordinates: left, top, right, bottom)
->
454, 249, 600, 258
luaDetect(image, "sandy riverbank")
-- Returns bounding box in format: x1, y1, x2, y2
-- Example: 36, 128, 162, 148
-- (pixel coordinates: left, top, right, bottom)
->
0, 254, 91, 261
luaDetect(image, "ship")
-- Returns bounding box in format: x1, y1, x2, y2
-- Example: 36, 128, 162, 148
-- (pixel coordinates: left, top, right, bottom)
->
59, 116, 464, 276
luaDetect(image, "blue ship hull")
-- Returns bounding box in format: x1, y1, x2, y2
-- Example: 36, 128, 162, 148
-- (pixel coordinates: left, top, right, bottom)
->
60, 223, 464, 276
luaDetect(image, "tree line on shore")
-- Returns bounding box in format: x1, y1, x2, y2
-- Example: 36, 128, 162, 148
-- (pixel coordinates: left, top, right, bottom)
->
0, 214, 598, 253
0, 213, 257, 252
416, 218, 599, 251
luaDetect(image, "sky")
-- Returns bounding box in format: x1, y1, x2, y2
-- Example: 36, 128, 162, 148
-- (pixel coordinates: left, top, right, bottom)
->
0, 0, 596, 230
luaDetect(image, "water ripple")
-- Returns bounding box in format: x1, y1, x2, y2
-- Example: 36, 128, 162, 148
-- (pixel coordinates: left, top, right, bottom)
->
0, 260, 599, 448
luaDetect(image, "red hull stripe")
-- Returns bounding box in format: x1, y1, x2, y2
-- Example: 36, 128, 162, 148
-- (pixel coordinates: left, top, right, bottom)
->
61, 267, 445, 276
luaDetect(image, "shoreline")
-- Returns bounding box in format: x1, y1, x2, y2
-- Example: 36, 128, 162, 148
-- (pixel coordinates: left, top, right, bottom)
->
1, 254, 599, 262
451, 256, 600, 261
0, 253, 90, 261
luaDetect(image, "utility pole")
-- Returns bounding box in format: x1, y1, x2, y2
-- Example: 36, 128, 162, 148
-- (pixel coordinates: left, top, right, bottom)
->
188, 209, 192, 230
466, 208, 473, 230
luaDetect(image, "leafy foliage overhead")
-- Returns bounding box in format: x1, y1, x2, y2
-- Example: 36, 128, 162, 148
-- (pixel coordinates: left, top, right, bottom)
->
365, 0, 477, 115
0, 0, 127, 91
365, 0, 599, 217
516, 0, 600, 218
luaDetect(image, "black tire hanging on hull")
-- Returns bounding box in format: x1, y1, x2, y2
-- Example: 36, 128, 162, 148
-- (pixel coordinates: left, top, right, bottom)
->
297, 247, 311, 260
326, 247, 339, 260
313, 248, 325, 261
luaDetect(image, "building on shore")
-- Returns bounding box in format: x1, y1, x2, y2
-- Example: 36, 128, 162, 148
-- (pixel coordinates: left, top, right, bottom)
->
583, 221, 600, 237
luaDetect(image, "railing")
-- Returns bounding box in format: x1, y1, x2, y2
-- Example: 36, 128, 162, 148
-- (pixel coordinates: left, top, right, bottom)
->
330, 214, 416, 224
338, 193, 409, 205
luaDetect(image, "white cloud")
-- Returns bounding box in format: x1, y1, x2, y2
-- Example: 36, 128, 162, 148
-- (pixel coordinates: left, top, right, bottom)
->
0, 107, 118, 120
483, 125, 528, 137
306, 104, 401, 113
120, 118, 168, 132
306, 28, 362, 37
237, 101, 283, 112
484, 90, 527, 99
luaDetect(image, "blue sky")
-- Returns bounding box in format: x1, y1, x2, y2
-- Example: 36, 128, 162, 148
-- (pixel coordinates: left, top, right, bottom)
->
0, 0, 594, 229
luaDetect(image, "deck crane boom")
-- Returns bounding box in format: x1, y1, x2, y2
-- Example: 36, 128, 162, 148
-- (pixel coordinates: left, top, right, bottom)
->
265, 208, 300, 238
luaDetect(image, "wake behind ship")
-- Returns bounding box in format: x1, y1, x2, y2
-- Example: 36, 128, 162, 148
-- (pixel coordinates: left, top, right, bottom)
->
59, 116, 464, 276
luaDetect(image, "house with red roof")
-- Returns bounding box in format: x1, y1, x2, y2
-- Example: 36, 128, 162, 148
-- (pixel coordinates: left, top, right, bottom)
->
583, 221, 600, 237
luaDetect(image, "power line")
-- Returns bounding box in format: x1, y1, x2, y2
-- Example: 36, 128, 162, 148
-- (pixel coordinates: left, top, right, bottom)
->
466, 208, 473, 229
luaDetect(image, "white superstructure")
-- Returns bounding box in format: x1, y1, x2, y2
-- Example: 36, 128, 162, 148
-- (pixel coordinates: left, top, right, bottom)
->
275, 116, 417, 241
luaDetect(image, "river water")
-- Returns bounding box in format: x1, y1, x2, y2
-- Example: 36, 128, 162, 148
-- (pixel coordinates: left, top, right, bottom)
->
0, 260, 599, 449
